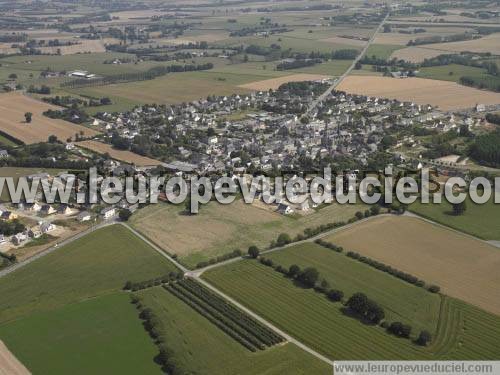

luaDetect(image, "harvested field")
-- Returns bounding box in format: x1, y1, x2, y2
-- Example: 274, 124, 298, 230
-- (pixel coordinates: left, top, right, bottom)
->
337, 76, 500, 110
0, 92, 99, 144
390, 46, 455, 63
76, 140, 162, 166
239, 74, 330, 91
325, 216, 500, 316
319, 36, 367, 47
0, 341, 30, 375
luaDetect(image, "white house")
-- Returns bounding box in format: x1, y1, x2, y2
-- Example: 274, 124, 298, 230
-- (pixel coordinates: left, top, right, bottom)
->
40, 222, 56, 233
277, 203, 294, 215
77, 211, 92, 222
41, 204, 56, 215
101, 207, 116, 219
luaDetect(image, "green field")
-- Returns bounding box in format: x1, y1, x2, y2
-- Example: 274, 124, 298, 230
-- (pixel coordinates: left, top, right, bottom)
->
419, 64, 500, 87
266, 242, 441, 333
130, 200, 364, 268
203, 259, 500, 360
409, 197, 500, 241
138, 287, 331, 374
0, 293, 161, 374
365, 44, 402, 60
0, 224, 178, 323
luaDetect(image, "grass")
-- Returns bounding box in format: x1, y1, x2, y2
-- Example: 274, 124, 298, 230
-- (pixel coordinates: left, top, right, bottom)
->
409, 197, 500, 240
130, 199, 364, 268
203, 259, 500, 360
266, 242, 441, 333
138, 287, 331, 375
0, 293, 162, 375
0, 224, 178, 323
418, 64, 500, 87
365, 44, 403, 60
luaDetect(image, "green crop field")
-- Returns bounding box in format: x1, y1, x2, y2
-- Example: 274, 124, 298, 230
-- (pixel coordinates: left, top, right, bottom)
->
0, 224, 178, 323
0, 293, 161, 375
138, 287, 331, 375
265, 242, 441, 333
418, 64, 500, 86
203, 260, 500, 360
130, 199, 364, 268
365, 44, 402, 60
409, 197, 500, 241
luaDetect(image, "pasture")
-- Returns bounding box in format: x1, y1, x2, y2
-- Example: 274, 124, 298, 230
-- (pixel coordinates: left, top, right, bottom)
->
337, 76, 500, 111
130, 199, 363, 268
76, 140, 163, 166
0, 92, 99, 144
138, 287, 331, 375
325, 216, 500, 316
266, 242, 441, 333
0, 293, 161, 375
0, 224, 178, 323
204, 260, 500, 360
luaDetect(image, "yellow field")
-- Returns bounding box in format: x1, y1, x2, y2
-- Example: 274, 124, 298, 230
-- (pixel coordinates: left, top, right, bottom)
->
38, 40, 106, 55
325, 215, 500, 316
0, 92, 99, 144
389, 46, 454, 63
239, 74, 331, 91
76, 140, 162, 166
337, 76, 500, 110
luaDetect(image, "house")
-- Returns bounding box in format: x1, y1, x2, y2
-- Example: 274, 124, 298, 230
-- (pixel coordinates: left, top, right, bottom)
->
1, 211, 17, 221
57, 205, 71, 215
40, 222, 56, 233
12, 233, 27, 245
41, 204, 56, 215
277, 203, 294, 215
28, 226, 42, 239
77, 211, 92, 222
101, 207, 116, 219
0, 149, 8, 158
25, 202, 42, 212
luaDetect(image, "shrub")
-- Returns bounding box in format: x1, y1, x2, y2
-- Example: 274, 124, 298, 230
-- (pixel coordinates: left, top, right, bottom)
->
416, 330, 432, 346
327, 289, 344, 302
428, 285, 440, 293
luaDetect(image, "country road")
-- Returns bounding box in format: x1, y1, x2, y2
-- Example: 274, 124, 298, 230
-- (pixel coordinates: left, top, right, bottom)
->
305, 13, 389, 117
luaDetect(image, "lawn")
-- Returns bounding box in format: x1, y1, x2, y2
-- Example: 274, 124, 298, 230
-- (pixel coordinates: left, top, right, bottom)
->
130, 199, 363, 268
409, 197, 499, 241
203, 260, 500, 360
265, 242, 441, 333
138, 287, 331, 375
0, 293, 161, 375
0, 224, 178, 323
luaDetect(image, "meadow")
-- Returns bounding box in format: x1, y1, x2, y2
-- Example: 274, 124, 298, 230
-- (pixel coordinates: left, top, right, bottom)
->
0, 224, 178, 323
130, 199, 363, 268
0, 293, 161, 375
138, 287, 331, 375
325, 216, 500, 316
203, 259, 500, 360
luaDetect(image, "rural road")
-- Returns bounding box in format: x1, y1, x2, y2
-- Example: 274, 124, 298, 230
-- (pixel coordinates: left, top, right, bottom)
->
305, 12, 389, 116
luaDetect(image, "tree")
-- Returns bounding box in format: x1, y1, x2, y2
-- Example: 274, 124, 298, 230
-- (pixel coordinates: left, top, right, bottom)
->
24, 112, 33, 123
355, 211, 364, 220
248, 245, 260, 258
297, 267, 319, 288
48, 134, 58, 143
276, 233, 291, 246
327, 289, 344, 302
119, 208, 132, 221
347, 292, 368, 313
452, 200, 466, 216
288, 264, 301, 278
8, 73, 17, 79
354, 61, 362, 70
416, 330, 432, 346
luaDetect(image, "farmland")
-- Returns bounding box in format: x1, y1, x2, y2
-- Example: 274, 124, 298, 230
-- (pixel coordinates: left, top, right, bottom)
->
239, 74, 330, 91
0, 293, 161, 375
137, 287, 331, 374
203, 259, 500, 360
0, 92, 99, 144
0, 224, 178, 323
130, 199, 363, 268
324, 215, 500, 316
0, 340, 29, 375
76, 140, 162, 166
337, 76, 500, 111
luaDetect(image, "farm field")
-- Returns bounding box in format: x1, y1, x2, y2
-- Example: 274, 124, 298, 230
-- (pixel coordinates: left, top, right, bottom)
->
365, 44, 403, 60
203, 260, 500, 360
265, 242, 441, 333
0, 340, 29, 375
418, 64, 498, 84
130, 199, 363, 268
337, 75, 500, 111
0, 293, 161, 375
0, 92, 99, 144
0, 224, 178, 323
0, 167, 66, 201
76, 140, 162, 166
374, 27, 475, 46
138, 287, 331, 375
390, 46, 455, 63
324, 215, 500, 316
409, 197, 500, 241
239, 73, 330, 91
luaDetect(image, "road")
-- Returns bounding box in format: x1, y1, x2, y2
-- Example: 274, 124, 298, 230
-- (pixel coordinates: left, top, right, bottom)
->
305, 13, 389, 117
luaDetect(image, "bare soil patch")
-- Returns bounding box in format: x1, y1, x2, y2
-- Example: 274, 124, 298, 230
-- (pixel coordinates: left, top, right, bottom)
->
76, 140, 162, 166
0, 340, 30, 375
326, 216, 500, 316
0, 92, 99, 144
337, 75, 500, 110
239, 74, 330, 91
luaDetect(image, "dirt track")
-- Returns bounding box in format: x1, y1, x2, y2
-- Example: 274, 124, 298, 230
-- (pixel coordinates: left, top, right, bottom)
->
0, 340, 30, 375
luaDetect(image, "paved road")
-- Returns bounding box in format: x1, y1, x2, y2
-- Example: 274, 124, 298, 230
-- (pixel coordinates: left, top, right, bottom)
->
305, 13, 389, 117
